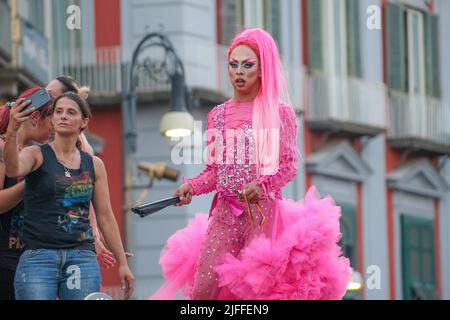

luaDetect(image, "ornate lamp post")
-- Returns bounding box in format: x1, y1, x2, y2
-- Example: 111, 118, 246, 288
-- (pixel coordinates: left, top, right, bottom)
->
122, 32, 193, 154
121, 33, 194, 270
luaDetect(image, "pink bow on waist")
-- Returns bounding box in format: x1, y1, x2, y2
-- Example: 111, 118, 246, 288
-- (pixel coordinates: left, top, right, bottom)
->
208, 191, 245, 218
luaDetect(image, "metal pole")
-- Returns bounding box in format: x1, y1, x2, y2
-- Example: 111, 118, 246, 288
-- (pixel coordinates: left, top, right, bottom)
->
121, 33, 190, 283
121, 62, 136, 269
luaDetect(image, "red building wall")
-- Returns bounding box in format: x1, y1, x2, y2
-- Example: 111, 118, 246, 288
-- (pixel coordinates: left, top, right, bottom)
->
94, 0, 121, 48
89, 106, 124, 295
93, 0, 123, 297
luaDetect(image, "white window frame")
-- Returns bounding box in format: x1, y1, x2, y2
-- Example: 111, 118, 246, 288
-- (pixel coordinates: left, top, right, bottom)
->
242, 0, 281, 38
243, 0, 264, 29
322, 0, 349, 120
322, 0, 348, 77
406, 8, 426, 97
405, 8, 426, 137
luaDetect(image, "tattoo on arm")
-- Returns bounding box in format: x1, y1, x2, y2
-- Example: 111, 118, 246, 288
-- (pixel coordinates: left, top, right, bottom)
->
0, 147, 4, 164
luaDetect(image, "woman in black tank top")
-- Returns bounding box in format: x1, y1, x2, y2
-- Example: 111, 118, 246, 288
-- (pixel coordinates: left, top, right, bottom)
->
4, 93, 134, 300
0, 87, 54, 300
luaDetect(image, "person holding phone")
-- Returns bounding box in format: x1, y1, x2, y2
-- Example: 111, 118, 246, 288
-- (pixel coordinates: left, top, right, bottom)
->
0, 87, 55, 300
0, 78, 118, 300
4, 92, 134, 300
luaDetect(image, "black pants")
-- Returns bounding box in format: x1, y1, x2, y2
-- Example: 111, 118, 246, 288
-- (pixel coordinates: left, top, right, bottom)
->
0, 266, 16, 300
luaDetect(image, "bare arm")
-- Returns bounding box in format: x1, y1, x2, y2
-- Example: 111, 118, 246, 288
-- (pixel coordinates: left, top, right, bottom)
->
92, 157, 127, 263
91, 156, 134, 298
3, 99, 40, 178
0, 183, 25, 214
0, 140, 25, 214
4, 143, 40, 178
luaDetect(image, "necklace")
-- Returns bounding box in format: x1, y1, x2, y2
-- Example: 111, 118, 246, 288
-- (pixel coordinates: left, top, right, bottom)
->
53, 144, 77, 178
63, 165, 72, 178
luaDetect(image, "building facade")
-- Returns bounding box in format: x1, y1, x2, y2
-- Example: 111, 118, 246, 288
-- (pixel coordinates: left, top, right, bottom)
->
118, 0, 450, 300
1, 0, 449, 300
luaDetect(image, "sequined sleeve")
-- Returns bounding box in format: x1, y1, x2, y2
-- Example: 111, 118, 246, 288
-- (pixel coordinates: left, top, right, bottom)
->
187, 107, 220, 196
257, 105, 298, 194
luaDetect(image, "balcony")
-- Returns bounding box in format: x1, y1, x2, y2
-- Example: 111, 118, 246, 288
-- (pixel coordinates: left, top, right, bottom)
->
306, 74, 387, 137
0, 0, 12, 61
51, 46, 173, 105
16, 18, 49, 84
52, 46, 124, 101
388, 91, 450, 156
51, 43, 305, 109
0, 10, 49, 94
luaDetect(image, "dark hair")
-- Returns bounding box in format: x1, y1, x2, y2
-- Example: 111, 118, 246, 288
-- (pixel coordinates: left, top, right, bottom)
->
56, 76, 79, 94
56, 76, 90, 99
0, 87, 55, 134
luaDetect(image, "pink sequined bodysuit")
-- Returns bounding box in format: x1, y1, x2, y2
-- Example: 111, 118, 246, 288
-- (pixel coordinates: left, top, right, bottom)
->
187, 100, 298, 299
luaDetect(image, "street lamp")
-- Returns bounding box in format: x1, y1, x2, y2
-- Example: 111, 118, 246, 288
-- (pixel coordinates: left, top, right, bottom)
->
160, 71, 194, 138
122, 32, 194, 154
121, 34, 193, 288
347, 270, 363, 291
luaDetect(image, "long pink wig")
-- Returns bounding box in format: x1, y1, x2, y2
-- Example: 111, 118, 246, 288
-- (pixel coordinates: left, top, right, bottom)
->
227, 28, 290, 176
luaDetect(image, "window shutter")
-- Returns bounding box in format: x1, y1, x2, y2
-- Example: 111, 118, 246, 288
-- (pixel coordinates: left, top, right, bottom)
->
307, 0, 323, 72
263, 0, 282, 49
346, 0, 362, 78
386, 3, 406, 91
339, 203, 357, 269
29, 0, 44, 33
401, 215, 436, 300
340, 203, 359, 300
424, 13, 441, 98
220, 0, 244, 46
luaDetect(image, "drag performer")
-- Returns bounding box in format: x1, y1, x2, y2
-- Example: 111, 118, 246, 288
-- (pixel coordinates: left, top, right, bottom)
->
153, 28, 351, 300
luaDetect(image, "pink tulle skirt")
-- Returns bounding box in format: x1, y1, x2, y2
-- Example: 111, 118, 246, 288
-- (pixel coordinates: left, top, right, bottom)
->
151, 187, 352, 300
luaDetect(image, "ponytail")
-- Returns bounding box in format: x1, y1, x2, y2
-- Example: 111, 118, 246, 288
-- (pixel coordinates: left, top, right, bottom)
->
76, 86, 90, 99
56, 76, 90, 99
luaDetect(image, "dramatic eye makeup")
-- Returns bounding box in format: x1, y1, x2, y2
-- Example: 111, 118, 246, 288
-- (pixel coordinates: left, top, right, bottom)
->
229, 59, 239, 68
228, 58, 256, 69
242, 59, 256, 68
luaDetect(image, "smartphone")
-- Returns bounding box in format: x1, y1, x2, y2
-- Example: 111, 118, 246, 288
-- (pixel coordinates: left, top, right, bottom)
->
21, 88, 51, 112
